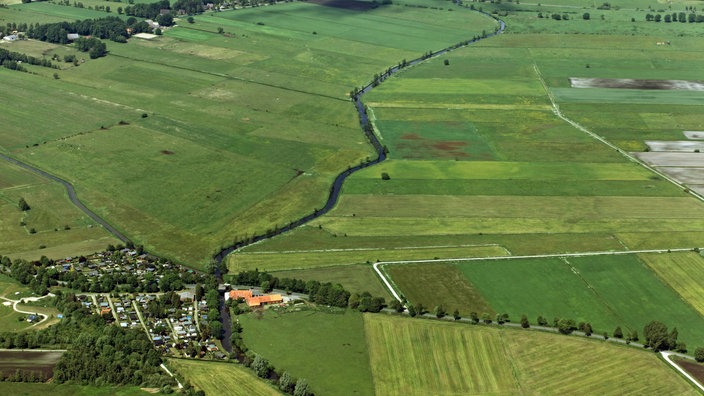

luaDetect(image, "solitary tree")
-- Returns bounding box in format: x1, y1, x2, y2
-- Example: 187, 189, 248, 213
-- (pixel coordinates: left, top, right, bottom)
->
613, 326, 623, 339
537, 315, 548, 326
695, 347, 704, 362
251, 355, 270, 378
18, 198, 30, 211
434, 305, 446, 318
453, 309, 461, 321
470, 311, 479, 324
293, 378, 310, 396
583, 12, 590, 20
557, 318, 576, 335
520, 314, 530, 328
279, 371, 294, 394
407, 303, 417, 317
482, 313, 492, 324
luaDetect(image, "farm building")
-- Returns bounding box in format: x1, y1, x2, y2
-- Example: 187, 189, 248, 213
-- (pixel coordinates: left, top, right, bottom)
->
226, 289, 284, 307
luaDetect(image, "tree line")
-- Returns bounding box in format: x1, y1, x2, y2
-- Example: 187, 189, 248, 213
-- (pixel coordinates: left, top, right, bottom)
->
0, 47, 55, 72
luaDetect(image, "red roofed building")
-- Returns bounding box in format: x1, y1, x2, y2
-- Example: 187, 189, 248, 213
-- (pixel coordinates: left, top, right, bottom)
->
227, 289, 283, 307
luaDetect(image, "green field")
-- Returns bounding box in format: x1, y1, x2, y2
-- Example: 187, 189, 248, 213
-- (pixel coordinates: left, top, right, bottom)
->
239, 309, 374, 396
640, 252, 704, 318
0, 303, 31, 332
384, 262, 494, 316
451, 254, 704, 346
364, 314, 698, 395
168, 359, 279, 396
0, 1, 498, 266
269, 264, 392, 299
0, 160, 117, 260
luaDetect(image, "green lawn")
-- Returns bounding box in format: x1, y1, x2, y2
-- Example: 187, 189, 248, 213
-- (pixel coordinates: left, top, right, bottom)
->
168, 359, 279, 396
239, 309, 374, 396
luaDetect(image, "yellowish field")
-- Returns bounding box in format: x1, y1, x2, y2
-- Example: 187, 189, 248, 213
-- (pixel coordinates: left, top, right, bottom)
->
229, 244, 507, 272
364, 315, 518, 395
507, 329, 698, 395
639, 251, 704, 317
168, 359, 278, 396
364, 315, 699, 396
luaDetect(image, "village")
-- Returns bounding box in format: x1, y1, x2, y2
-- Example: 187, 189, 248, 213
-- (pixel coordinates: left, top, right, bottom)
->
43, 249, 292, 359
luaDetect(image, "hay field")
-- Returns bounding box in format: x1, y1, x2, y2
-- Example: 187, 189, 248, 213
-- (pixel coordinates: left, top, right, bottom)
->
640, 252, 704, 317
364, 314, 698, 395
239, 309, 374, 396
270, 264, 391, 298
168, 359, 279, 396
364, 314, 518, 395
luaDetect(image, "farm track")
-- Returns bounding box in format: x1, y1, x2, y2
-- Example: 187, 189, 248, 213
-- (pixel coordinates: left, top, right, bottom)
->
0, 152, 131, 244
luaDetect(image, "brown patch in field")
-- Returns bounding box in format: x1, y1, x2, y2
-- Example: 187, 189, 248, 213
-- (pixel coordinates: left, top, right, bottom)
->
307, 0, 376, 11
674, 358, 704, 385
161, 150, 175, 155
434, 141, 467, 151
570, 78, 704, 90
397, 134, 472, 159
400, 133, 422, 140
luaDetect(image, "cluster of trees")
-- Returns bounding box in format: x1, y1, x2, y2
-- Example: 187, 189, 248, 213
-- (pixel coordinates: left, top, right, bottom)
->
124, 0, 169, 19
74, 37, 107, 59
173, 0, 206, 15
204, 288, 223, 339
0, 48, 55, 72
643, 320, 686, 352
26, 17, 128, 44
0, 292, 174, 387
645, 12, 704, 23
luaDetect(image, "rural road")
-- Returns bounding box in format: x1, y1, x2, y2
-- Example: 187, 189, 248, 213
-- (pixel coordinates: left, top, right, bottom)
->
661, 351, 704, 392
0, 152, 131, 244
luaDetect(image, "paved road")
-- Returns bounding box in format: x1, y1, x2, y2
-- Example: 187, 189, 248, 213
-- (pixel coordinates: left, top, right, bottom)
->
661, 351, 704, 392
0, 152, 131, 244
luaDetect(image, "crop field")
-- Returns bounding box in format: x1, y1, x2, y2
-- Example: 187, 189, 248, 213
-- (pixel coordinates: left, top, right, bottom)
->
639, 252, 704, 317
364, 314, 518, 395
168, 359, 279, 396
384, 262, 493, 315
269, 264, 391, 298
230, 241, 506, 272
0, 383, 154, 396
239, 309, 374, 396
448, 254, 704, 346
0, 350, 63, 379
364, 314, 697, 395
0, 1, 497, 266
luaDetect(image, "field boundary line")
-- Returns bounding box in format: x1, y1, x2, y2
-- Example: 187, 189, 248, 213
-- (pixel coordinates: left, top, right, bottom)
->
240, 243, 504, 255
375, 247, 697, 302
661, 351, 704, 392
532, 63, 704, 204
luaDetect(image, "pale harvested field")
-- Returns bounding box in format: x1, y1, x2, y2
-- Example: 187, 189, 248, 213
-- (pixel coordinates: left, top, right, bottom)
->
365, 315, 699, 396
364, 315, 518, 395
635, 152, 704, 167
639, 251, 704, 317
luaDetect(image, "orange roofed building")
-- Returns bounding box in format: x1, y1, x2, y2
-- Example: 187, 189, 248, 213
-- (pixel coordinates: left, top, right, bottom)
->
227, 289, 283, 307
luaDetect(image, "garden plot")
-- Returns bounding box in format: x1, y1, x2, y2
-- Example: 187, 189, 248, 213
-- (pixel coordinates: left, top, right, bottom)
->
570, 78, 704, 90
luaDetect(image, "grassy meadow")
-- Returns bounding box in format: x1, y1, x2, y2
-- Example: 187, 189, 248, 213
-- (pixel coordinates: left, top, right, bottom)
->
364, 314, 698, 395
239, 309, 374, 396
269, 264, 392, 299
168, 359, 279, 396
0, 160, 117, 260
0, 1, 498, 266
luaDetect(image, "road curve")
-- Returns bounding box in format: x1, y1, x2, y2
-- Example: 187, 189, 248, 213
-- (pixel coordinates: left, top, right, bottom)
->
0, 152, 131, 244
661, 351, 704, 392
